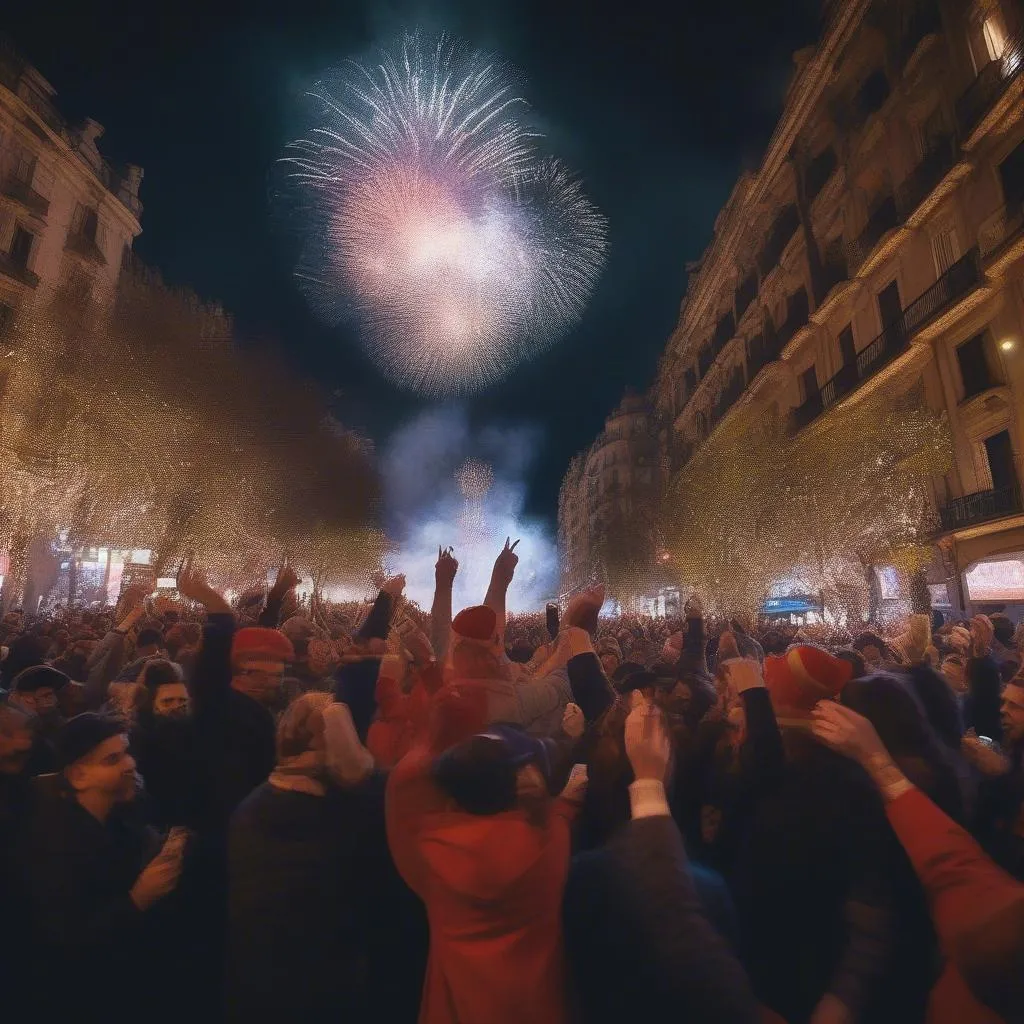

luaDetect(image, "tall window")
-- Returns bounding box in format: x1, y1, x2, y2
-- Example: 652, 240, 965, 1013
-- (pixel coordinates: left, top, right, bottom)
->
14, 149, 35, 184
72, 204, 99, 242
9, 226, 33, 268
956, 333, 995, 399
932, 223, 961, 275
984, 15, 1007, 62
800, 365, 819, 402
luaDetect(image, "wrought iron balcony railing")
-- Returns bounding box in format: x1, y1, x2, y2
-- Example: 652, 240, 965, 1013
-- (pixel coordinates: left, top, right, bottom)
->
793, 249, 981, 431
939, 482, 1022, 531
956, 35, 1024, 139
847, 195, 901, 271
894, 135, 956, 220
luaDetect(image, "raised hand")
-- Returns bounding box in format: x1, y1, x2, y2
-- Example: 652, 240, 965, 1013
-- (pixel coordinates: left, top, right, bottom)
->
130, 836, 184, 910
435, 546, 459, 587
271, 559, 300, 596
561, 701, 585, 739
381, 574, 406, 600
492, 537, 520, 588
564, 584, 604, 634
175, 553, 207, 603
624, 700, 671, 782
810, 701, 887, 765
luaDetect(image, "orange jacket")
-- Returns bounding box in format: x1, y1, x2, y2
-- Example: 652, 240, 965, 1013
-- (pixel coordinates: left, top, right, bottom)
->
885, 787, 1024, 1023
386, 682, 577, 1024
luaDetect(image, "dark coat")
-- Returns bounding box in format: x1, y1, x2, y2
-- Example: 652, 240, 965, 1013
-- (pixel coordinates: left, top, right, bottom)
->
17, 779, 179, 1018
130, 711, 207, 828
564, 814, 759, 1024
731, 731, 938, 1024
226, 773, 426, 1023
190, 612, 276, 838
964, 654, 1003, 743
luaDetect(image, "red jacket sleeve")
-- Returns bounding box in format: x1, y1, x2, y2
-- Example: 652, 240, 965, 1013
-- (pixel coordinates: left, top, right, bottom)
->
885, 787, 1024, 934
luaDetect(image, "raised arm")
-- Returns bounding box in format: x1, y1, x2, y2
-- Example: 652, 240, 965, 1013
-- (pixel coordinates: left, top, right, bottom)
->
175, 556, 234, 717
258, 561, 300, 628
430, 547, 457, 660
483, 537, 519, 637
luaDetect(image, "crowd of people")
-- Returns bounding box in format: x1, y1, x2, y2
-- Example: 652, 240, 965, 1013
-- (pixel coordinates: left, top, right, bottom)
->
1, 539, 1023, 1023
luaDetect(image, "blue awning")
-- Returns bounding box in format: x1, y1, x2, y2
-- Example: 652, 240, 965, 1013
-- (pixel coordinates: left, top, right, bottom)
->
761, 598, 819, 614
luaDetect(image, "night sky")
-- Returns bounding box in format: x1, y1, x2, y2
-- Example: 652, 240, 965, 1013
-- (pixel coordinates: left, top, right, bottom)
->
5, 0, 820, 525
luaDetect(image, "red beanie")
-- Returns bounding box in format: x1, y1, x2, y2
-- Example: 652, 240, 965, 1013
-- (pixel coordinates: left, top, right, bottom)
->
452, 605, 498, 642
232, 627, 295, 664
764, 645, 852, 717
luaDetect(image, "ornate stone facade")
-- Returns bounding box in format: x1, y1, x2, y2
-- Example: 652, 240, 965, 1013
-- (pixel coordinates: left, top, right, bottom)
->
566, 0, 1024, 614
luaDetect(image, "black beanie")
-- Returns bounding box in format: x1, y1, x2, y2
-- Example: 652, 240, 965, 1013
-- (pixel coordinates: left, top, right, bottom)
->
55, 713, 125, 769
12, 664, 70, 694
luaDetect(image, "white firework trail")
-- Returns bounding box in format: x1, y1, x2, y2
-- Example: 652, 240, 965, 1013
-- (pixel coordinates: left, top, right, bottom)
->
278, 31, 608, 396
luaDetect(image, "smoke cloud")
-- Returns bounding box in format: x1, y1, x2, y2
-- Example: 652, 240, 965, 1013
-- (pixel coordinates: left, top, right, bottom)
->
381, 406, 559, 612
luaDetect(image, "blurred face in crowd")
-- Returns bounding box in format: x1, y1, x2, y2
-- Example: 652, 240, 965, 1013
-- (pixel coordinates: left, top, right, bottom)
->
152, 682, 190, 718
233, 657, 286, 707
1000, 683, 1024, 746
941, 654, 966, 693
600, 652, 620, 676
0, 707, 34, 775
67, 734, 137, 803
14, 686, 59, 718
861, 643, 883, 668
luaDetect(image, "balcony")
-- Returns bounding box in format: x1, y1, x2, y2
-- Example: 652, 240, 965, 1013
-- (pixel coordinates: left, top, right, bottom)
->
757, 205, 801, 278
735, 271, 758, 323
956, 35, 1024, 142
746, 331, 781, 381
939, 482, 1022, 531
901, 248, 981, 336
894, 135, 956, 222
65, 230, 107, 266
0, 251, 39, 288
792, 249, 981, 430
847, 195, 900, 271
1, 174, 49, 218
710, 369, 745, 428
979, 200, 1024, 259
818, 241, 849, 300
777, 286, 810, 349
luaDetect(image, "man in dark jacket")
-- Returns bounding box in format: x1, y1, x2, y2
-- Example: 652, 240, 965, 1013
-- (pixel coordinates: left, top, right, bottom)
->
227, 692, 417, 1021
564, 700, 759, 1024
18, 713, 185, 1019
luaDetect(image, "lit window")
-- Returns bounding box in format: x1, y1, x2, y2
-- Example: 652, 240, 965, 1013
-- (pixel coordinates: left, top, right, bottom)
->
984, 17, 1007, 62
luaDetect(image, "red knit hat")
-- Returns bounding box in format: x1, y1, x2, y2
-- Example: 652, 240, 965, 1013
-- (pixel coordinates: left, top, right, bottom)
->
232, 627, 295, 664
451, 605, 498, 642
764, 645, 853, 717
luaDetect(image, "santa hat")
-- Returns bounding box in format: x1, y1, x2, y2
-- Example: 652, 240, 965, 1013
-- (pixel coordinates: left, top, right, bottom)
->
231, 627, 294, 664
452, 605, 498, 642
764, 645, 852, 719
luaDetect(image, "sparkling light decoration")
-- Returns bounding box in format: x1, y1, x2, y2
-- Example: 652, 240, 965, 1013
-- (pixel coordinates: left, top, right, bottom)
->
456, 458, 494, 501
279, 31, 608, 396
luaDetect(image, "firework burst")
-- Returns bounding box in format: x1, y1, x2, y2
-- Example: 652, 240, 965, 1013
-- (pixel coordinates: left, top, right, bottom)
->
279, 32, 607, 395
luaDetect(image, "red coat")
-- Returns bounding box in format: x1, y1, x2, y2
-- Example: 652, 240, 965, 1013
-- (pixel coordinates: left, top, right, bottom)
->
367, 663, 440, 768
886, 787, 1023, 1024
386, 687, 576, 1024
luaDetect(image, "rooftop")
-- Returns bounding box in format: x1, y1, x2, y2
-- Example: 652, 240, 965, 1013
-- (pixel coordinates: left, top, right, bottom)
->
0, 36, 143, 220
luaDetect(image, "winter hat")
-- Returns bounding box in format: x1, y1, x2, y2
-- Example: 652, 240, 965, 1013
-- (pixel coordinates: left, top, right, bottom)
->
231, 627, 294, 665
763, 645, 853, 719
12, 664, 70, 693
947, 626, 972, 651
452, 605, 498, 642
55, 712, 125, 769
276, 691, 332, 761
610, 661, 646, 691
432, 723, 558, 815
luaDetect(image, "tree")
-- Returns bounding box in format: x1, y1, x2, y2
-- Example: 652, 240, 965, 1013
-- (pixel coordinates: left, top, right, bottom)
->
660, 386, 952, 624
